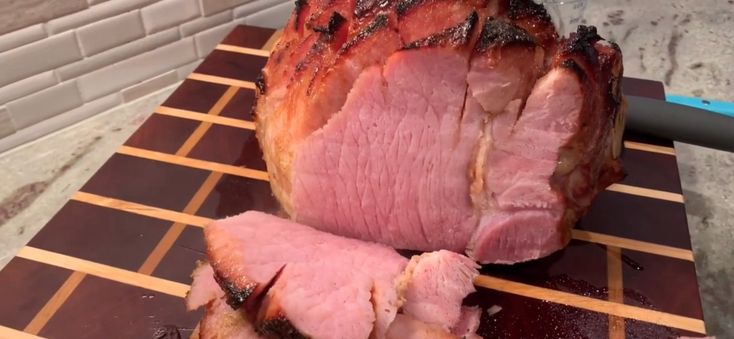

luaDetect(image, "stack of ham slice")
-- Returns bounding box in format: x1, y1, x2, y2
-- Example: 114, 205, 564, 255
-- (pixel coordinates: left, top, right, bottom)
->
187, 211, 480, 338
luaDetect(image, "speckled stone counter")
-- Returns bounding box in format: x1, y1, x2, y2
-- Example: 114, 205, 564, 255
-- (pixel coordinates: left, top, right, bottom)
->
583, 1, 734, 336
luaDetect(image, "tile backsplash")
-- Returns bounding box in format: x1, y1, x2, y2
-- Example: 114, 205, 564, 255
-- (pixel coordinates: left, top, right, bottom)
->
0, 0, 293, 153
0, 0, 88, 36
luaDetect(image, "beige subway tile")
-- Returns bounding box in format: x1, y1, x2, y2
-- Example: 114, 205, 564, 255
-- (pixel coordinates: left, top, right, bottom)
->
77, 11, 145, 57
58, 27, 180, 81
77, 38, 197, 101
0, 24, 47, 53
176, 59, 203, 79
241, 1, 294, 29
0, 92, 121, 153
47, 0, 157, 34
0, 106, 16, 139
0, 0, 87, 35
0, 71, 58, 105
199, 0, 250, 16
142, 0, 201, 34
121, 70, 179, 102
0, 31, 82, 88
7, 81, 83, 129
194, 22, 237, 57
180, 9, 232, 37
233, 0, 288, 19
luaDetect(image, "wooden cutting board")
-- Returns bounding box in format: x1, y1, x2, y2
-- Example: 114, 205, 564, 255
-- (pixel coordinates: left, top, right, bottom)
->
0, 25, 707, 339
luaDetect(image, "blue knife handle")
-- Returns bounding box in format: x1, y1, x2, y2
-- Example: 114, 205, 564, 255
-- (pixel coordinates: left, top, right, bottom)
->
665, 95, 734, 118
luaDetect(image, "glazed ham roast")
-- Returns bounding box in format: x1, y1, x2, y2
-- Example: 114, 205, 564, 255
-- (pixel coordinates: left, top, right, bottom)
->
187, 211, 480, 338
187, 0, 626, 336
255, 0, 626, 264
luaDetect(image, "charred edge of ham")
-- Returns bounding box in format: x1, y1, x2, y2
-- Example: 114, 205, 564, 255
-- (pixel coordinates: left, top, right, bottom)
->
395, 0, 422, 17
560, 58, 586, 79
256, 72, 267, 96
312, 12, 347, 37
355, 0, 390, 17
255, 279, 309, 339
556, 26, 604, 86
561, 25, 602, 60
294, 0, 308, 29
507, 0, 552, 23
257, 313, 309, 339
244, 265, 287, 313
601, 43, 624, 107
212, 265, 287, 314
213, 272, 256, 309
475, 17, 535, 52
339, 13, 390, 54
404, 11, 478, 49
295, 42, 324, 73
505, 0, 558, 48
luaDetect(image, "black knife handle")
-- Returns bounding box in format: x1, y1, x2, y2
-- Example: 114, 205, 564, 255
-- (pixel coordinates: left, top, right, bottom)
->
625, 95, 734, 152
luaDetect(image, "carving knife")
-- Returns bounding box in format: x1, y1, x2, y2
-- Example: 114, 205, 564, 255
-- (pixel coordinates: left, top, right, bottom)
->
625, 95, 734, 152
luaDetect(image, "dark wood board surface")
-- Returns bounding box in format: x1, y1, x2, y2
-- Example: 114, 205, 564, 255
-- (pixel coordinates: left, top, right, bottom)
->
0, 26, 707, 339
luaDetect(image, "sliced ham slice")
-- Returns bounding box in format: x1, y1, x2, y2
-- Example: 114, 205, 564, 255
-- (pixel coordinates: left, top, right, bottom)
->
186, 266, 263, 339
452, 307, 482, 339
398, 251, 479, 331
200, 296, 263, 339
385, 314, 456, 339
188, 211, 480, 338
186, 262, 219, 311
206, 211, 406, 338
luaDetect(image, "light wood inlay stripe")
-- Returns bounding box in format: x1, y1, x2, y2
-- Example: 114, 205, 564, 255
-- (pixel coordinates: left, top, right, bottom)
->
216, 44, 270, 57
176, 122, 212, 157
117, 145, 269, 182
188, 73, 256, 89
16, 243, 706, 335
474, 275, 706, 334
21, 79, 239, 337
624, 141, 675, 156
17, 247, 189, 298
157, 106, 255, 131
572, 229, 694, 261
263, 29, 283, 51
138, 172, 224, 275
24, 271, 86, 334
607, 246, 625, 339
74, 190, 694, 262
607, 183, 684, 203
72, 191, 212, 227
176, 86, 240, 156
0, 326, 44, 339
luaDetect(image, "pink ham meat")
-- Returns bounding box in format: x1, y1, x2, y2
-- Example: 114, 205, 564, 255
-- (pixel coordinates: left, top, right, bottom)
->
186, 262, 220, 311
201, 295, 265, 339
188, 211, 480, 338
398, 250, 479, 332
255, 0, 625, 263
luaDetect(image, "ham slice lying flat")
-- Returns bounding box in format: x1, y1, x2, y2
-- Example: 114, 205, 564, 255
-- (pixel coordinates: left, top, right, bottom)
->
188, 211, 480, 338
255, 0, 625, 263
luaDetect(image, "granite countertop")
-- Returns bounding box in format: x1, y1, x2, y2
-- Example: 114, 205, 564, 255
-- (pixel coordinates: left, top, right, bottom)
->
0, 0, 732, 336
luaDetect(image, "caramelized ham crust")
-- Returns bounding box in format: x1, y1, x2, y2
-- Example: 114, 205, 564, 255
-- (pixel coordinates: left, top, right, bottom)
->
256, 0, 624, 263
